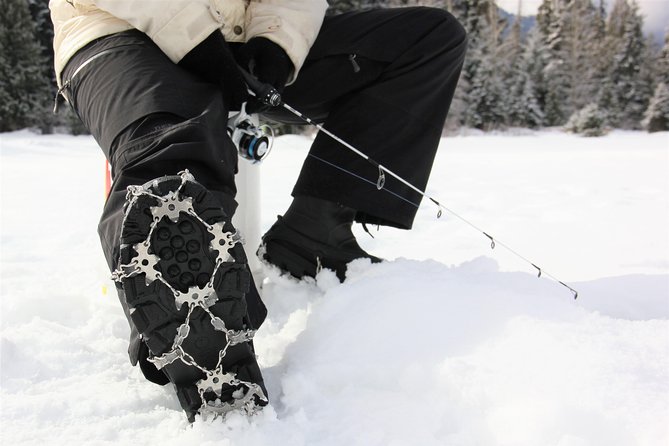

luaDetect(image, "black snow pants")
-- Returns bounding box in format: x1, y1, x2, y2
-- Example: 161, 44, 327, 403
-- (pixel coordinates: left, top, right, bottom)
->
61, 7, 466, 378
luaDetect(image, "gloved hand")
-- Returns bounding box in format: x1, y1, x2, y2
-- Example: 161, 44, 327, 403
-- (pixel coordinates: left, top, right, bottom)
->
179, 31, 248, 110
235, 37, 292, 92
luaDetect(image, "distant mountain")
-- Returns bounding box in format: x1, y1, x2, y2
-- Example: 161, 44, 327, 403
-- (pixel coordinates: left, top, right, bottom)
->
498, 7, 537, 39
498, 5, 664, 45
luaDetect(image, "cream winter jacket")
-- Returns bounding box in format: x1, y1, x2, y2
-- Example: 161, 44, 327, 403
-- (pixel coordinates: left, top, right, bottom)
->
49, 0, 329, 87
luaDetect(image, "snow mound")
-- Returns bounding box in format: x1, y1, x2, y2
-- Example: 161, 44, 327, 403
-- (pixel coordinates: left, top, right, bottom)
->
255, 258, 667, 446
2, 257, 667, 445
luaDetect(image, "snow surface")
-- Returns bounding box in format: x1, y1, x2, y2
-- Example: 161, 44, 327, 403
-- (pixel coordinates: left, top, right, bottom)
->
1, 129, 668, 445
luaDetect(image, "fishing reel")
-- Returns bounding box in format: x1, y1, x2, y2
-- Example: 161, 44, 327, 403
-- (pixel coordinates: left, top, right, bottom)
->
227, 103, 274, 164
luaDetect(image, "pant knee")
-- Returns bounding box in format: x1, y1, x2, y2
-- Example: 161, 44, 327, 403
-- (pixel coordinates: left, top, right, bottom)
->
111, 115, 237, 191
419, 7, 468, 57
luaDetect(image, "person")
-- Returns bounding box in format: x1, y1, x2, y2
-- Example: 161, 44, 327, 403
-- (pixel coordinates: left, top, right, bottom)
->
50, 0, 467, 421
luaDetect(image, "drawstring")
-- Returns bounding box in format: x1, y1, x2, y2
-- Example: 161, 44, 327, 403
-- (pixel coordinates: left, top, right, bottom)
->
348, 54, 361, 73
360, 221, 376, 239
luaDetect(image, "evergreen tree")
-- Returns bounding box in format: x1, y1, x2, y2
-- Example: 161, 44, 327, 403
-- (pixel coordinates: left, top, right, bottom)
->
0, 0, 52, 132
327, 0, 385, 14
443, 0, 469, 129
386, 0, 448, 6
637, 29, 668, 132
600, 0, 649, 128
587, 0, 610, 104
536, 0, 569, 125
459, 0, 506, 129
29, 0, 61, 132
561, 0, 603, 112
327, 0, 445, 13
498, 1, 522, 125
28, 0, 53, 66
657, 30, 669, 86
642, 82, 669, 132
565, 102, 608, 136
464, 52, 506, 129
508, 27, 545, 127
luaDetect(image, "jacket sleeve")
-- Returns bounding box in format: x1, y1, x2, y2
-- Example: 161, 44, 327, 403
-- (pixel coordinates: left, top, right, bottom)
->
91, 0, 222, 63
246, 0, 328, 83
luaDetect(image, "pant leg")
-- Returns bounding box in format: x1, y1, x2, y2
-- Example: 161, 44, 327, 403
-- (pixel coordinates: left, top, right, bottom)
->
265, 7, 467, 229
61, 31, 240, 270
62, 31, 267, 377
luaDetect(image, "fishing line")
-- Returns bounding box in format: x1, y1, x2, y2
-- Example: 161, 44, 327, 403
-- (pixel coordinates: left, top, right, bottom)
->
241, 70, 579, 299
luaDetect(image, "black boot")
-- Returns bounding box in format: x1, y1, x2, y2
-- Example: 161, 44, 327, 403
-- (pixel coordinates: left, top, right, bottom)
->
113, 171, 268, 421
258, 196, 382, 281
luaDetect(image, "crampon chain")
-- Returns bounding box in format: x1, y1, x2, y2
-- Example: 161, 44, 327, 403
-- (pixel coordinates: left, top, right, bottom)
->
111, 170, 267, 419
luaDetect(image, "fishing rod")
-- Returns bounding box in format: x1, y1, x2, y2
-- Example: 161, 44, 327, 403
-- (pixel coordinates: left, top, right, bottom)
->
238, 70, 579, 299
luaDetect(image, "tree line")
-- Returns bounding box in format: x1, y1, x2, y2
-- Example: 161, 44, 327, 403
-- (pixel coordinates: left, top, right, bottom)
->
331, 0, 668, 133
0, 0, 86, 133
1, 0, 667, 134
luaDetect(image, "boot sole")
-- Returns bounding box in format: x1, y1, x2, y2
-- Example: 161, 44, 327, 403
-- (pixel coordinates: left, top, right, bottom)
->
116, 172, 267, 421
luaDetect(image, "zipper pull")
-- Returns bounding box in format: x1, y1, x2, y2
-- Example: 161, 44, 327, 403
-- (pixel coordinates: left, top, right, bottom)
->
53, 92, 61, 114
53, 80, 70, 114
348, 54, 361, 73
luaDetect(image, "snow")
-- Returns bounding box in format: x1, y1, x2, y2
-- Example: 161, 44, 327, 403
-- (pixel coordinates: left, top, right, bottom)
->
1, 129, 668, 445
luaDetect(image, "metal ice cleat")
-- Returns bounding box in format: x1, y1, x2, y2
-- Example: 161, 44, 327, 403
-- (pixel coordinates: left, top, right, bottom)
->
150, 191, 195, 223
197, 372, 267, 419
177, 169, 195, 184
199, 402, 237, 421
174, 283, 217, 310
246, 382, 269, 404
226, 329, 257, 346
197, 369, 237, 398
132, 242, 160, 283
111, 260, 139, 282
199, 395, 260, 419
125, 184, 144, 200
210, 316, 256, 345
208, 222, 239, 262
210, 316, 227, 332
148, 347, 185, 370
172, 323, 190, 348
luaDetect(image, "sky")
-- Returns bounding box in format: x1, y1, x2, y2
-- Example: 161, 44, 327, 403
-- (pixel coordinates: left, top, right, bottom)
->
496, 0, 668, 40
